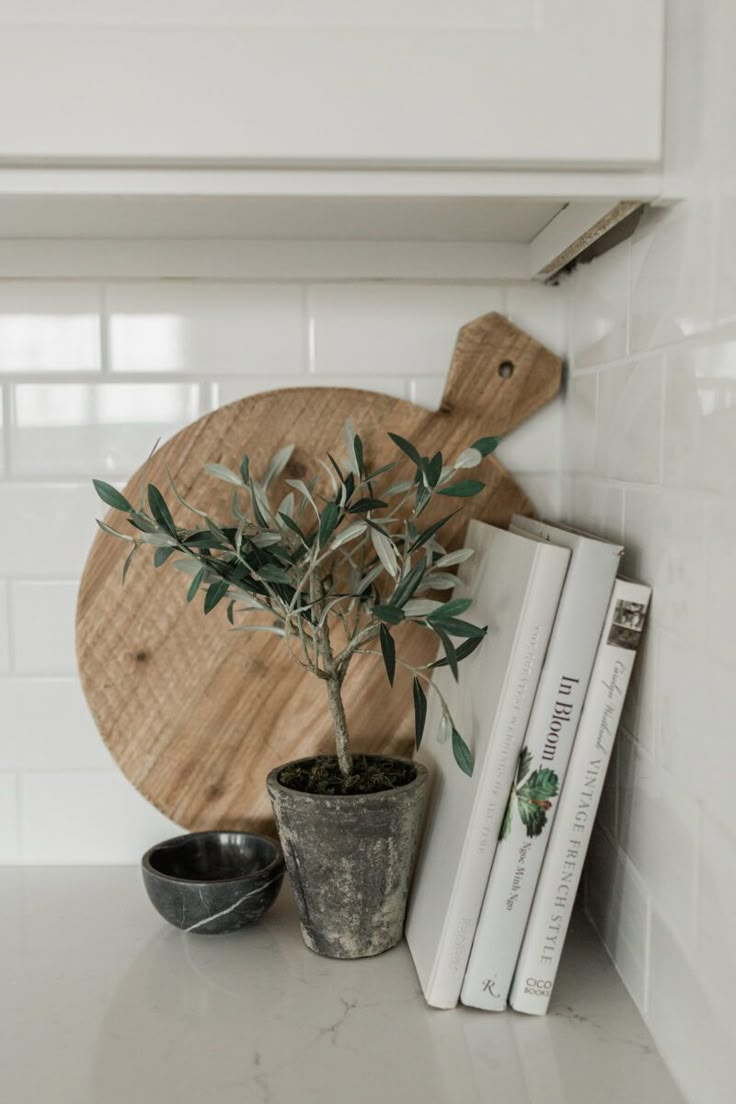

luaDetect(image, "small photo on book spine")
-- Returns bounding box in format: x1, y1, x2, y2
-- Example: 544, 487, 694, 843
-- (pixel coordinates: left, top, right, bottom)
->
607, 599, 648, 649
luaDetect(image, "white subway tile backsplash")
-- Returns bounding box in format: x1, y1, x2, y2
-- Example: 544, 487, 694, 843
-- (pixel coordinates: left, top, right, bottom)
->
19, 770, 179, 864
704, 496, 736, 662
0, 583, 9, 673
563, 10, 736, 1093
0, 274, 563, 871
648, 913, 732, 1104
630, 204, 715, 352
596, 356, 663, 484
656, 632, 736, 820
308, 283, 505, 379
0, 483, 99, 579
107, 282, 305, 374
409, 375, 449, 410
0, 282, 101, 372
0, 678, 110, 769
0, 773, 19, 861
586, 827, 649, 1011
562, 476, 623, 545
617, 733, 699, 953
663, 339, 736, 495
11, 382, 201, 478
562, 372, 597, 475
494, 398, 562, 475
9, 582, 78, 675
623, 487, 706, 646
0, 387, 5, 475
697, 811, 736, 1032
512, 473, 561, 521
569, 245, 629, 370
506, 281, 568, 354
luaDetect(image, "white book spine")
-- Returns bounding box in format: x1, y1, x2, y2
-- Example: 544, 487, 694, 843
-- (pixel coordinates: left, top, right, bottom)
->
509, 579, 651, 1015
461, 536, 620, 1011
425, 549, 568, 1009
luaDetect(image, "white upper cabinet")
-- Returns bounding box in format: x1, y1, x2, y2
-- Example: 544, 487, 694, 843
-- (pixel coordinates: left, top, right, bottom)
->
0, 0, 663, 169
0, 1, 666, 279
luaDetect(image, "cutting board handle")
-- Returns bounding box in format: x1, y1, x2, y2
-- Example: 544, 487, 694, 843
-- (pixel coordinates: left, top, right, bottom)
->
439, 312, 562, 436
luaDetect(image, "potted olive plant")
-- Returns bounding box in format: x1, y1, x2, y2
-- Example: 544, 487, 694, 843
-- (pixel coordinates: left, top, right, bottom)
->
93, 424, 497, 958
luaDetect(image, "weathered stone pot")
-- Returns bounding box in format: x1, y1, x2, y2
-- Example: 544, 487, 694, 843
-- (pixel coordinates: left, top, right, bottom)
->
267, 754, 428, 959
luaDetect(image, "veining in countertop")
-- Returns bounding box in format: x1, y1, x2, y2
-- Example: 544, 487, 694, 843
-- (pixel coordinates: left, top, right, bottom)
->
0, 866, 685, 1104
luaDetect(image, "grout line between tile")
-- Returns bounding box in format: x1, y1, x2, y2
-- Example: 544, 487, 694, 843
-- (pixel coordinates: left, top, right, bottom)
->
99, 283, 110, 374
14, 771, 23, 862
658, 353, 667, 488
0, 380, 10, 477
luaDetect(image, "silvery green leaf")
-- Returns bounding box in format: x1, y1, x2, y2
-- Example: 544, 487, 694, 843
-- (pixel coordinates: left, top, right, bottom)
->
166, 466, 209, 519
356, 563, 384, 594
251, 480, 276, 525
342, 418, 358, 473
262, 445, 294, 489
453, 447, 483, 470
423, 572, 460, 590
139, 531, 178, 547
277, 491, 295, 519
433, 547, 475, 569
403, 598, 443, 617
317, 458, 339, 497
137, 437, 161, 511
383, 479, 414, 498
96, 519, 136, 542
172, 557, 204, 576
425, 538, 446, 556
203, 463, 243, 486
285, 478, 320, 519
437, 466, 455, 486
316, 595, 353, 628
230, 489, 246, 521
128, 510, 158, 534
231, 589, 272, 611
331, 520, 367, 549
438, 712, 452, 745
370, 527, 398, 578
230, 624, 286, 637
205, 517, 230, 544
252, 532, 282, 547
234, 515, 247, 555
121, 544, 138, 585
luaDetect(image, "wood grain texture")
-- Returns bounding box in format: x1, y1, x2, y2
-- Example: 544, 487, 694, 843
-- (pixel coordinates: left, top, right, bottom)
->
76, 313, 562, 832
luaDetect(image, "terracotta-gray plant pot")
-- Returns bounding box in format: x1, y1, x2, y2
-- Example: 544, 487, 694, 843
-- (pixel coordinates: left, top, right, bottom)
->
267, 755, 428, 959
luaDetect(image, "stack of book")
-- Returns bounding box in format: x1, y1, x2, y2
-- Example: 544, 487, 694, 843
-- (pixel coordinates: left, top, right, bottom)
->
405, 515, 651, 1015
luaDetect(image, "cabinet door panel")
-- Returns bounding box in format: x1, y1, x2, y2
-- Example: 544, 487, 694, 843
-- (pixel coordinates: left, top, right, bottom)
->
0, 1, 663, 168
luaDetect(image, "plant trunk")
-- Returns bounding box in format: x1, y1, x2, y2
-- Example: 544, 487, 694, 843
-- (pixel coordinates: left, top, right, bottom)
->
325, 672, 353, 779
310, 573, 353, 778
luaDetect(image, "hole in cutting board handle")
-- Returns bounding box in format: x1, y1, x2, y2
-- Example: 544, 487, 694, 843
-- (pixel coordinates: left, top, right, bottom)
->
498, 360, 514, 379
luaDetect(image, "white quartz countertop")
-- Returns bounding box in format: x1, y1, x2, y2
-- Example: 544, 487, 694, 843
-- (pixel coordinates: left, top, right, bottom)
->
1, 866, 684, 1104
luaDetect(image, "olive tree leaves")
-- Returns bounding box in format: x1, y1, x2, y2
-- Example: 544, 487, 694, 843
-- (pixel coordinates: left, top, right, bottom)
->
93, 424, 501, 778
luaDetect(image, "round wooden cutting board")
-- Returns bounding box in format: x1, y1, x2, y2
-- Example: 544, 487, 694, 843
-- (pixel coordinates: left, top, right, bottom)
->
76, 313, 561, 833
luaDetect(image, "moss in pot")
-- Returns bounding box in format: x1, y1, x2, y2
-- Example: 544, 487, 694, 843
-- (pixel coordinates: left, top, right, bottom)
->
93, 424, 498, 958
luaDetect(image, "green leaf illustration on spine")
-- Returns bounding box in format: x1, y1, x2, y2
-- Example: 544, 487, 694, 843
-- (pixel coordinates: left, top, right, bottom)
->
499, 746, 560, 841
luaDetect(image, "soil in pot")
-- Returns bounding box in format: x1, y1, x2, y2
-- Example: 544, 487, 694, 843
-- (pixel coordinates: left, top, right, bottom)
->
277, 754, 416, 795
267, 754, 428, 960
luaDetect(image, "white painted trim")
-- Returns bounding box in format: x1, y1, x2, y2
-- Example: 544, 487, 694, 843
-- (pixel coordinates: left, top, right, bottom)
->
0, 239, 529, 281
0, 167, 664, 201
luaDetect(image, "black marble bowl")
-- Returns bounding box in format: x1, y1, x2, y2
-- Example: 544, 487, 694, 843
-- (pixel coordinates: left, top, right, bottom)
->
141, 831, 285, 934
